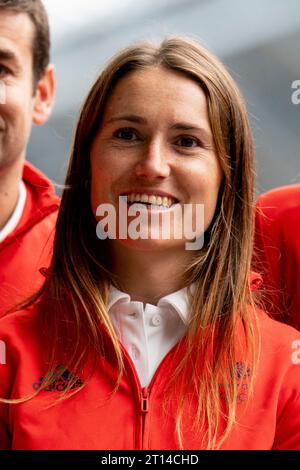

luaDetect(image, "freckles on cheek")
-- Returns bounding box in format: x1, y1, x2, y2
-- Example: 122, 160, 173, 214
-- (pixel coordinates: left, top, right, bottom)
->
190, 172, 221, 205
92, 147, 119, 174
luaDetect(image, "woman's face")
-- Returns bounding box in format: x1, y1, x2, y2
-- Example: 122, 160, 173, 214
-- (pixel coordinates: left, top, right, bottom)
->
90, 66, 223, 252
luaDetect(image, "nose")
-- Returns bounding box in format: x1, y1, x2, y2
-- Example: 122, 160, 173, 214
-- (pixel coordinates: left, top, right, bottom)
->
135, 139, 170, 179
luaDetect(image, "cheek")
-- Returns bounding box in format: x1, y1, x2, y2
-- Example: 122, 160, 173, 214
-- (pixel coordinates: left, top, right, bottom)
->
189, 161, 223, 229
204, 173, 223, 228
90, 165, 109, 213
189, 160, 222, 199
5, 85, 34, 113
1, 91, 34, 140
90, 146, 123, 213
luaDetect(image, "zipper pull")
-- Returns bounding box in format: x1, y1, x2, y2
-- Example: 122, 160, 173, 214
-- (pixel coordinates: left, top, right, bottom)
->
141, 387, 149, 413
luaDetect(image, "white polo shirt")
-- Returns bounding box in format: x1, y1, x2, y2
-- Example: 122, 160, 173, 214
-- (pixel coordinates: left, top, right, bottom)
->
107, 283, 195, 387
0, 181, 27, 243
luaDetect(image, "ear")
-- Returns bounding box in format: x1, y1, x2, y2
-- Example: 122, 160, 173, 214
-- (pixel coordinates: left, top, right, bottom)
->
32, 64, 55, 126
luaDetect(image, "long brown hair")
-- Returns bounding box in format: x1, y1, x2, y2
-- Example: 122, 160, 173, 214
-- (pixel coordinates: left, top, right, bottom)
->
4, 37, 259, 449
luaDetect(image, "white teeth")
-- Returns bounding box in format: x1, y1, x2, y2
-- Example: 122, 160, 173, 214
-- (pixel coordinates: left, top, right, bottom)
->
125, 193, 175, 208
162, 197, 169, 207
148, 195, 157, 205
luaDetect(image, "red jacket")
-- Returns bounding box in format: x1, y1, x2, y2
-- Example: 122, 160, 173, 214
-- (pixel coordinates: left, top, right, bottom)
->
0, 162, 59, 318
254, 185, 300, 330
0, 281, 300, 450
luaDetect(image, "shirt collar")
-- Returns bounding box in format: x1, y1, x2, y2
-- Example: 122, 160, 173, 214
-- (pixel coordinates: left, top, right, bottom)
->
107, 282, 196, 325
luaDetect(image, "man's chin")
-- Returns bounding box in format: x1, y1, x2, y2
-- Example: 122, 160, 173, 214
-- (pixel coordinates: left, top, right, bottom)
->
0, 151, 23, 173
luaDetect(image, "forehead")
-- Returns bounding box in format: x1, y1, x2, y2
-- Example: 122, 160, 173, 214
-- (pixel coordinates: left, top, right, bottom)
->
103, 66, 209, 124
0, 10, 34, 66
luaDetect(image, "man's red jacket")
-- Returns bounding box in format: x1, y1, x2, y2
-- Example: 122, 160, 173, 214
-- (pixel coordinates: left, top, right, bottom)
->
254, 184, 300, 330
0, 161, 59, 317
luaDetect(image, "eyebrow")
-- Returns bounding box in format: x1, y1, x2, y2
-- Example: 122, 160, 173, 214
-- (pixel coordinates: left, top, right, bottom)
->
106, 114, 147, 125
170, 123, 213, 142
106, 114, 213, 142
0, 48, 22, 71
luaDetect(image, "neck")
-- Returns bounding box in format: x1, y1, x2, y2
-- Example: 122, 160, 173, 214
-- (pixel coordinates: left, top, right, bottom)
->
110, 243, 193, 305
0, 159, 24, 231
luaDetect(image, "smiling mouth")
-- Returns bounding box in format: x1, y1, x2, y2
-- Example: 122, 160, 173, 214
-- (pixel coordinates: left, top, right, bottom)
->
120, 193, 179, 209
125, 201, 180, 212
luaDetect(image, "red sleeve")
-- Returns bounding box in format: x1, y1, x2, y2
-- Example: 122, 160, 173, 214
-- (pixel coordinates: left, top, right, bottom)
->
273, 363, 300, 449
254, 195, 288, 323
0, 321, 18, 450
0, 358, 12, 449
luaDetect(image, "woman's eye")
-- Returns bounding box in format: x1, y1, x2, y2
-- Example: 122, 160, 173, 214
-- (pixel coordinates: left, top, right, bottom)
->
0, 65, 9, 77
177, 136, 200, 148
114, 128, 139, 141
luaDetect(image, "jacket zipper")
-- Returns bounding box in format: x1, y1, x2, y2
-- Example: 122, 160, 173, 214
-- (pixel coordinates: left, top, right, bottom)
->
140, 387, 149, 448
113, 342, 151, 449
141, 387, 149, 413
102, 329, 187, 448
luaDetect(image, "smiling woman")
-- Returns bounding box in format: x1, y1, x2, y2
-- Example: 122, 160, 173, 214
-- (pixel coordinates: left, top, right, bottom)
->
0, 36, 300, 451
90, 66, 221, 259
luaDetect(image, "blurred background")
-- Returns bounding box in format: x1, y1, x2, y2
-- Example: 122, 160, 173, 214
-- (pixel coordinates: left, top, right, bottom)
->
28, 0, 300, 194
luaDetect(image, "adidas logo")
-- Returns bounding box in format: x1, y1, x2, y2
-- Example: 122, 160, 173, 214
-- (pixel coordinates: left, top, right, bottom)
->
32, 365, 83, 392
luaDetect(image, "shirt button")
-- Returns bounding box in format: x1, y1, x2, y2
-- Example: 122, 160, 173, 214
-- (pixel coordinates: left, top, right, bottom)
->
151, 314, 162, 326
